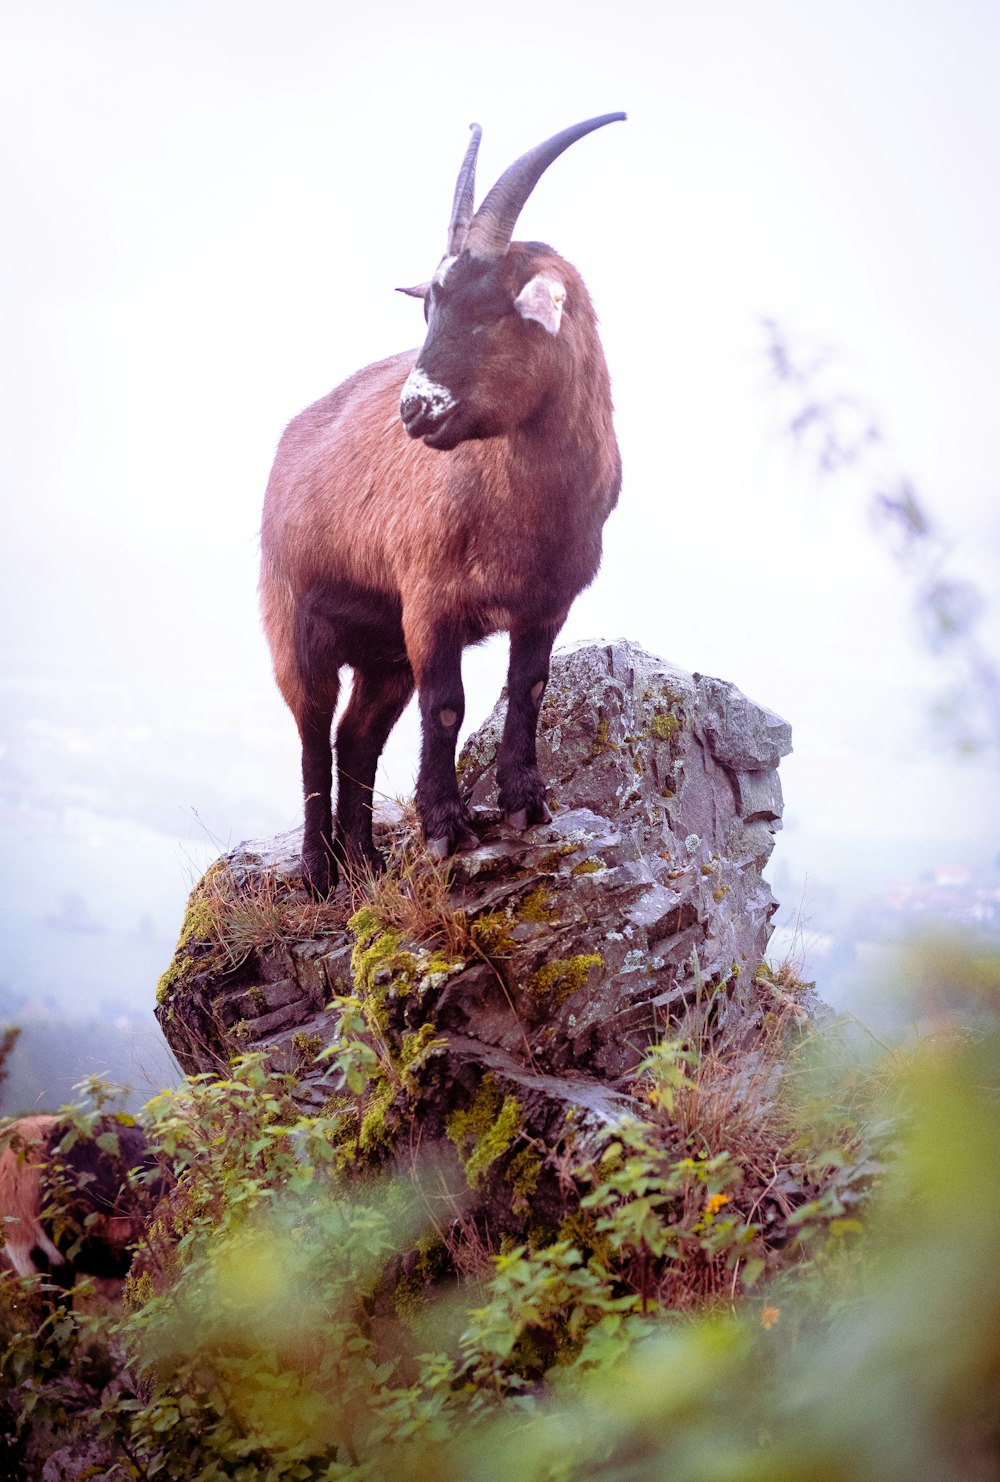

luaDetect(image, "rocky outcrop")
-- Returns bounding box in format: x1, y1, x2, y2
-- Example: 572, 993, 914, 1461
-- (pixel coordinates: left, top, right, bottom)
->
155, 640, 794, 1237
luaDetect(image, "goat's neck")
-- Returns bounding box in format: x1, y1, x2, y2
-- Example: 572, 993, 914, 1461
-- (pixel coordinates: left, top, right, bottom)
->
508, 375, 614, 509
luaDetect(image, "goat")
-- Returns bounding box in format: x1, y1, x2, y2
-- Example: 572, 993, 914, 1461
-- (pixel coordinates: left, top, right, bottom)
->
0, 1115, 154, 1293
260, 113, 625, 896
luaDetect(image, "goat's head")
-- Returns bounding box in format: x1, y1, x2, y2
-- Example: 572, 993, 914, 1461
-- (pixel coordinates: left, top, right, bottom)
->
399, 113, 625, 451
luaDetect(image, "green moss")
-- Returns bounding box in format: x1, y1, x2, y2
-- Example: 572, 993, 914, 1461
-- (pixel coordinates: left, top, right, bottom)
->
347, 904, 384, 947
446, 1074, 522, 1190
398, 1023, 443, 1094
529, 953, 603, 1009
155, 964, 178, 1005
392, 1267, 427, 1327
557, 1209, 614, 1267
508, 1146, 543, 1215
124, 1267, 155, 1314
155, 887, 224, 1004
416, 952, 466, 990
291, 1031, 324, 1064
354, 1074, 396, 1160
472, 910, 516, 954
348, 911, 420, 1032
519, 887, 557, 923
571, 858, 606, 877
713, 886, 731, 902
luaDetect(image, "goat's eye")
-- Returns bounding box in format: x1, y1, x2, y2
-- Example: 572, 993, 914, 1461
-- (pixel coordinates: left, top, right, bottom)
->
470, 304, 510, 336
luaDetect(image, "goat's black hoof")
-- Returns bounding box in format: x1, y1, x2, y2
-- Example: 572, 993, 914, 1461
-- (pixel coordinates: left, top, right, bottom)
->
505, 800, 552, 832
424, 808, 479, 859
333, 835, 385, 883
301, 851, 338, 900
426, 823, 478, 860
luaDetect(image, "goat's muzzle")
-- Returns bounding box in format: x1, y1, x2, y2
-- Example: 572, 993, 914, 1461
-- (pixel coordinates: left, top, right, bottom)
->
400, 366, 460, 446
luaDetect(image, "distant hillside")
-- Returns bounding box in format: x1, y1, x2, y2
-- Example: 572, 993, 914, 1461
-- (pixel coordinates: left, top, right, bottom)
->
0, 1003, 180, 1115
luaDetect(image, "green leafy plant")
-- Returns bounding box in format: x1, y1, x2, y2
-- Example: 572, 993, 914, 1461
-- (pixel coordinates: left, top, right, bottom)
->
4, 943, 997, 1481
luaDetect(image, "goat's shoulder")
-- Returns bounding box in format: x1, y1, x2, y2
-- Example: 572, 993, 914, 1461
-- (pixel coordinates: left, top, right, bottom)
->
282, 350, 419, 446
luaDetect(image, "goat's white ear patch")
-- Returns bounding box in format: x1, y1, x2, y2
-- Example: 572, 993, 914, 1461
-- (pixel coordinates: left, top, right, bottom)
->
515, 274, 567, 335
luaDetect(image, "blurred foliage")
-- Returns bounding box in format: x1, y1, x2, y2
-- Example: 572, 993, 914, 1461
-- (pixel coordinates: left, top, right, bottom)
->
0, 1028, 19, 1097
762, 316, 1000, 756
1, 940, 998, 1479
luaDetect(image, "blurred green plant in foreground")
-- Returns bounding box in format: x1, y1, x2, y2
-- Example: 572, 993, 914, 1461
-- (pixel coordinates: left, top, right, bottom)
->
1, 938, 997, 1481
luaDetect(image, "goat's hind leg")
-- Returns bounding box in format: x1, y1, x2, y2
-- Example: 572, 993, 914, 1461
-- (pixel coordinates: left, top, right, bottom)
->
496, 622, 560, 831
334, 661, 414, 878
409, 620, 477, 858
294, 585, 345, 896
299, 695, 339, 898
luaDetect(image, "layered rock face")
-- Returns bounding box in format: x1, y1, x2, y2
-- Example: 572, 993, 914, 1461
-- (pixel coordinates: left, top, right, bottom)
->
155, 640, 792, 1216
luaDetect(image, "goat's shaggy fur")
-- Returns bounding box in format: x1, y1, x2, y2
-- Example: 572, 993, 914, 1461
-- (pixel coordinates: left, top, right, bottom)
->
260, 117, 624, 895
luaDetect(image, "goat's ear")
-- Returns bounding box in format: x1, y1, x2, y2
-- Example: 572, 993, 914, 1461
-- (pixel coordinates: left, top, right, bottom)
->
396, 282, 430, 300
514, 274, 567, 335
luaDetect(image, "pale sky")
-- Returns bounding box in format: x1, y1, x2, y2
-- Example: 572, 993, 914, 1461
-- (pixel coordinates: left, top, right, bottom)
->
1, 0, 999, 1009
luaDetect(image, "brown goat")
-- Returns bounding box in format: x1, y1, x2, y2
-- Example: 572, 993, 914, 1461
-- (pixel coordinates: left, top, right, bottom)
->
0, 1115, 153, 1292
260, 114, 625, 895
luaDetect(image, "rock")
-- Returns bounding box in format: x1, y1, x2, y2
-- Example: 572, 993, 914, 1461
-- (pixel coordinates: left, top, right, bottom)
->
155, 639, 794, 1242
42, 1438, 127, 1482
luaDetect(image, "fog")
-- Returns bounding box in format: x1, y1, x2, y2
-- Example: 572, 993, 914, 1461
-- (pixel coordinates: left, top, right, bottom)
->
2, 0, 998, 1104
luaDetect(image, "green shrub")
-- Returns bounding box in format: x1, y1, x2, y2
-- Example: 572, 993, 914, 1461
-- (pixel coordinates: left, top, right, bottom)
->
3, 942, 997, 1480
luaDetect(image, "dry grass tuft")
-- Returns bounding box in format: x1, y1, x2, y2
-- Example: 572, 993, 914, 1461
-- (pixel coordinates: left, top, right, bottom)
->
348, 841, 477, 962
196, 861, 352, 970
614, 968, 841, 1309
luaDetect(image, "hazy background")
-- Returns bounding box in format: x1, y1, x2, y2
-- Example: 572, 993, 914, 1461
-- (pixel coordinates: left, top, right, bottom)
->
2, 0, 998, 1110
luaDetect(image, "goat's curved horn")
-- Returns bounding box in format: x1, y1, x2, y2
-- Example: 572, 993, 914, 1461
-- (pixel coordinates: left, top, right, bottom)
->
463, 112, 626, 262
447, 123, 483, 256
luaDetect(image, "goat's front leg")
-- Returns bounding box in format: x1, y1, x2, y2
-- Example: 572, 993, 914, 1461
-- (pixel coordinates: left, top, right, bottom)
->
496, 621, 561, 830
408, 616, 477, 858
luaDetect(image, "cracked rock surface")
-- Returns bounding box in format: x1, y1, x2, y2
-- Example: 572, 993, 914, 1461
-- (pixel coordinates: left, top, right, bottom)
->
155, 640, 795, 1229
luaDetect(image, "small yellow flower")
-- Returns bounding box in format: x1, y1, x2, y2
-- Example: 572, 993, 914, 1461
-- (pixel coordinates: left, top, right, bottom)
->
760, 1305, 781, 1331
704, 1193, 731, 1218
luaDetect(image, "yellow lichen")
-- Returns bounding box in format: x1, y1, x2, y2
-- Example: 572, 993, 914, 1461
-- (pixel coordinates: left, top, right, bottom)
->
590, 717, 618, 757
529, 953, 603, 1008
650, 712, 681, 742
